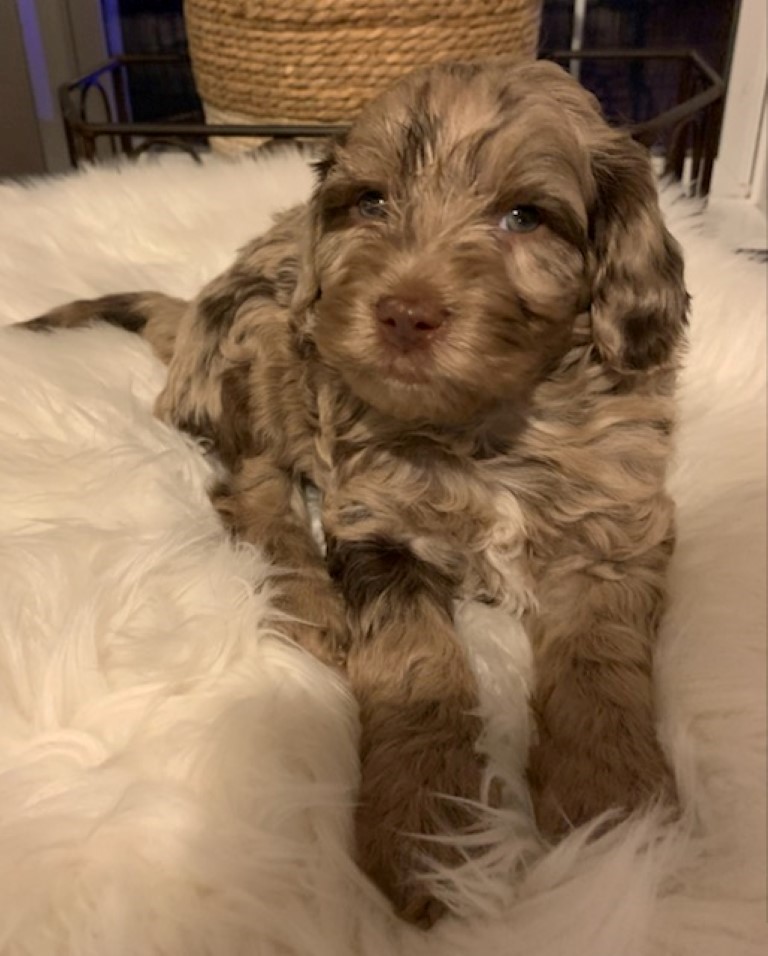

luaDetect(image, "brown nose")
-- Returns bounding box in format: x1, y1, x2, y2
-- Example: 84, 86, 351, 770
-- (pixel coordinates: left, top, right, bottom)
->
375, 295, 448, 351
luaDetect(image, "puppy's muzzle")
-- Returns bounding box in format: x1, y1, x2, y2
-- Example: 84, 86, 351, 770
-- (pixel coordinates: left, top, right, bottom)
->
375, 294, 450, 352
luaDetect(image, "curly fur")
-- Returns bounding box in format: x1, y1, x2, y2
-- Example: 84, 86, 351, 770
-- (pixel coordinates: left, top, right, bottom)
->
25, 58, 688, 924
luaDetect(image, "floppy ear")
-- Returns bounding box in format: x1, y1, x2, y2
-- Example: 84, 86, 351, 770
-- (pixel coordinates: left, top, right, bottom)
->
291, 197, 323, 321
290, 143, 343, 321
589, 133, 689, 372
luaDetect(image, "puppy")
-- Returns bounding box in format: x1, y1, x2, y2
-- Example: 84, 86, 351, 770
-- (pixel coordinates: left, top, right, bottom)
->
24, 59, 687, 925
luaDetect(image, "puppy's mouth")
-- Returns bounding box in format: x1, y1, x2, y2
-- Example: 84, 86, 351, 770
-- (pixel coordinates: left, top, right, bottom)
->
376, 337, 437, 385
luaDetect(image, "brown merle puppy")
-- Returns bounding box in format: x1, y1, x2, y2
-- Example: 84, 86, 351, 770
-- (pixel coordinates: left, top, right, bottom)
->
25, 59, 687, 925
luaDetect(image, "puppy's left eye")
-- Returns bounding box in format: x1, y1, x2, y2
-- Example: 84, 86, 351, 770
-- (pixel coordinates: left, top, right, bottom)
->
356, 190, 388, 219
499, 206, 541, 233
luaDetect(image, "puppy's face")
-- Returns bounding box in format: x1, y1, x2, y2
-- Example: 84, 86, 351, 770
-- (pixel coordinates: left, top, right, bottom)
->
299, 61, 687, 425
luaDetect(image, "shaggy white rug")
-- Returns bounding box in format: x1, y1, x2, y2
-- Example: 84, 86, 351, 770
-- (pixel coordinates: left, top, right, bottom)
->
0, 151, 765, 956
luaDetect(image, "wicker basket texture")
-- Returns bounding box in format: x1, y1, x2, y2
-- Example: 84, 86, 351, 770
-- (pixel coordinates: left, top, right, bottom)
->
186, 0, 543, 128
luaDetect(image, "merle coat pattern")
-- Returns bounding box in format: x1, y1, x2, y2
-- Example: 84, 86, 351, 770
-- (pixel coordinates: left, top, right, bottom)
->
25, 59, 687, 925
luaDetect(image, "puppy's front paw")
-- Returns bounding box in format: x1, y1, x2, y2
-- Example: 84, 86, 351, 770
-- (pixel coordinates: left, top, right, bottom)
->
354, 692, 487, 927
528, 719, 677, 839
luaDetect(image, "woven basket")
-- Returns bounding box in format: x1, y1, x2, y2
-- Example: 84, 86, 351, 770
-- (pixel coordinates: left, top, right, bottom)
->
185, 0, 542, 153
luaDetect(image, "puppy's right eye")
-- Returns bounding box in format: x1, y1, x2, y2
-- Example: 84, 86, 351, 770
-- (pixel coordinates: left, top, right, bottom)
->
356, 191, 388, 219
499, 205, 541, 233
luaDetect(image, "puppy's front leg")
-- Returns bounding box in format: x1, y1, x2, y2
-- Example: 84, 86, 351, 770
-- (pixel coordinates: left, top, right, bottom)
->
328, 537, 486, 926
527, 536, 677, 838
215, 456, 348, 669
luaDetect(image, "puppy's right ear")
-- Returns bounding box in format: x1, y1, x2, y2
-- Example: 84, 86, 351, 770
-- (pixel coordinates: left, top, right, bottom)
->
291, 141, 342, 319
588, 132, 689, 373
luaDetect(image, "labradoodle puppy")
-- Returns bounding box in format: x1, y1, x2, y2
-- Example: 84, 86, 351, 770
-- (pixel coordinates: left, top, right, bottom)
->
24, 59, 687, 924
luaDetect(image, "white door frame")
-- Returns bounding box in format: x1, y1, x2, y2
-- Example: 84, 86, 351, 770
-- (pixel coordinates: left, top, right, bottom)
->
710, 0, 767, 205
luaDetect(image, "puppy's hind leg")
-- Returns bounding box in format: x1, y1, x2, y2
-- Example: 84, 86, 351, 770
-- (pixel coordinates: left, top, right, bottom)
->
21, 292, 187, 364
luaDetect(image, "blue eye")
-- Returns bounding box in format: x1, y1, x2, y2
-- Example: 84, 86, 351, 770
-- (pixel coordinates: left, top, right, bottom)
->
357, 190, 388, 219
499, 206, 541, 233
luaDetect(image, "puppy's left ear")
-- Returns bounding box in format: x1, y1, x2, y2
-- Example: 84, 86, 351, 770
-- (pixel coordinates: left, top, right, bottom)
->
291, 192, 323, 321
589, 134, 689, 372
291, 142, 343, 320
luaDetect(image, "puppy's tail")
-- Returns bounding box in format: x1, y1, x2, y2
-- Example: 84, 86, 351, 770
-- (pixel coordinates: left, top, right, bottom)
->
22, 292, 188, 364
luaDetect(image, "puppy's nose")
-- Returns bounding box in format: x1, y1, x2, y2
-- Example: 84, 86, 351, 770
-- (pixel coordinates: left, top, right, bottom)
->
375, 295, 448, 350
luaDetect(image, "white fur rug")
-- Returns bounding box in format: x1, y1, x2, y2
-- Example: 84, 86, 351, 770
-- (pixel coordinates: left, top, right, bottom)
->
0, 152, 765, 956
